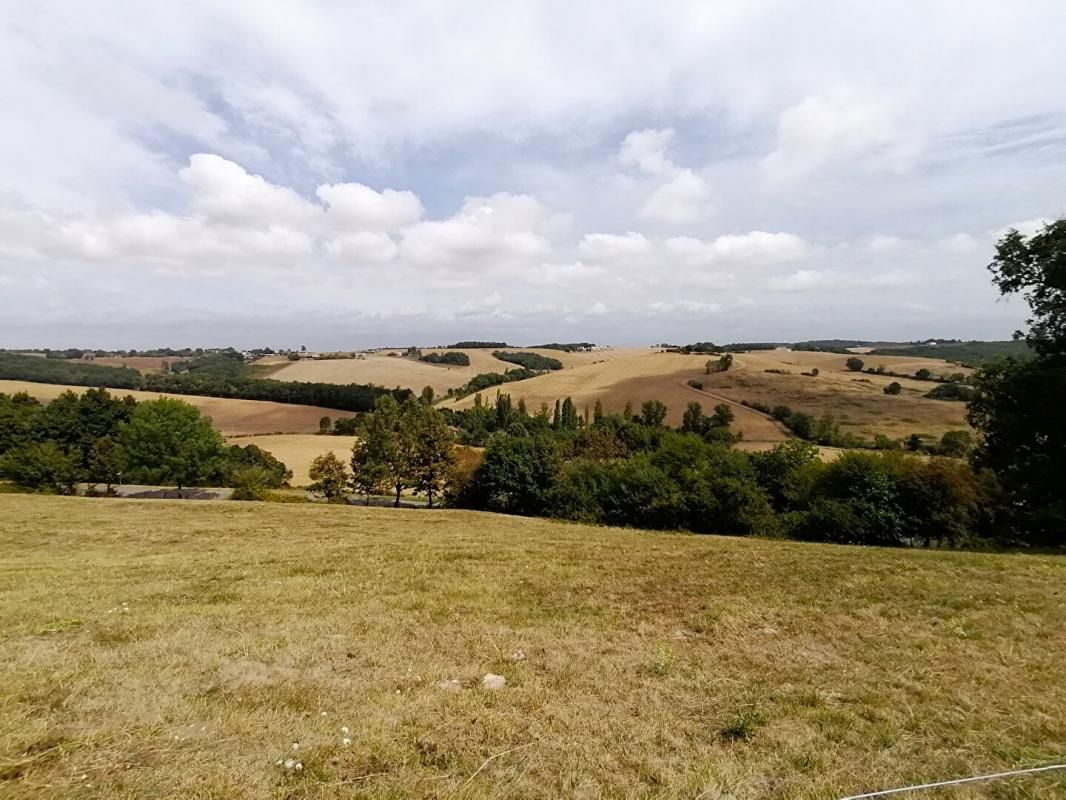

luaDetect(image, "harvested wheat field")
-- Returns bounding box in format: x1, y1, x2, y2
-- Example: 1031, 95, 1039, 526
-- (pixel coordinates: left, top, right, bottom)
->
446, 351, 789, 440
442, 348, 972, 441
227, 434, 359, 486
0, 380, 337, 436
1, 495, 1063, 799
703, 350, 971, 439
264, 348, 643, 394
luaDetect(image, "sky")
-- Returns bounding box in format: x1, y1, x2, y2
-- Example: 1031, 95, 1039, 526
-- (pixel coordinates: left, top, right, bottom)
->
2, 1, 1065, 350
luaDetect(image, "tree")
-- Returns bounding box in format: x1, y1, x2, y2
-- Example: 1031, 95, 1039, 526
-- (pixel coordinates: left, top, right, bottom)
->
318, 415, 332, 434
968, 220, 1066, 544
711, 403, 735, 428
593, 399, 604, 424
354, 394, 421, 507
639, 400, 668, 427
420, 385, 435, 405
349, 425, 388, 505
411, 405, 456, 507
937, 430, 973, 458
681, 401, 706, 434
308, 451, 349, 502
560, 397, 579, 430
884, 381, 902, 395
118, 398, 226, 497
915, 368, 932, 381
846, 357, 865, 371
0, 442, 78, 494
87, 436, 121, 494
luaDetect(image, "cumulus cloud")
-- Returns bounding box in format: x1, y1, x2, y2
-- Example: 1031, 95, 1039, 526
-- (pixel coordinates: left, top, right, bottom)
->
617, 128, 712, 225
2, 2, 1060, 344
317, 182, 423, 231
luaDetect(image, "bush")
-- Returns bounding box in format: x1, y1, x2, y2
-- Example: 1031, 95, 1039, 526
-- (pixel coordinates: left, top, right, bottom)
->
230, 466, 276, 500
884, 381, 902, 395
845, 357, 865, 371
925, 383, 976, 401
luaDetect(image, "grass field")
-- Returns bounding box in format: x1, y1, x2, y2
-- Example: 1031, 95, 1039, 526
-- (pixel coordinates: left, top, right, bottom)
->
0, 380, 338, 437
1, 495, 1063, 799
226, 434, 359, 487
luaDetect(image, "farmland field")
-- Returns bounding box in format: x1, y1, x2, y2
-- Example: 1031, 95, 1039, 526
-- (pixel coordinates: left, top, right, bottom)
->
0, 380, 338, 436
263, 348, 642, 394
444, 348, 972, 440
1, 495, 1063, 799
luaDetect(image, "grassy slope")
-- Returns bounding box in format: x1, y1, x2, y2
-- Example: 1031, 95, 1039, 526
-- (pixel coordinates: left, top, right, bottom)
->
1, 496, 1063, 799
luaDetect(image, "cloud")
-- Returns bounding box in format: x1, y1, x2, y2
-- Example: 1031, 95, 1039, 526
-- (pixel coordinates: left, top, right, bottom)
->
617, 128, 713, 225
180, 154, 318, 227
317, 182, 423, 231
762, 94, 922, 183
2, 3, 1061, 344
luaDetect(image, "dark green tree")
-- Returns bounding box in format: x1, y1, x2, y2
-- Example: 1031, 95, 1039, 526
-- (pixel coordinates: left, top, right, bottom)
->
117, 398, 226, 497
845, 357, 865, 371
969, 220, 1066, 544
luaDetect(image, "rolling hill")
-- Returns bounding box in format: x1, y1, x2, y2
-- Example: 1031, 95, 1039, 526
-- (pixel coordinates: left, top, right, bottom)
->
443, 348, 971, 441
0, 380, 338, 436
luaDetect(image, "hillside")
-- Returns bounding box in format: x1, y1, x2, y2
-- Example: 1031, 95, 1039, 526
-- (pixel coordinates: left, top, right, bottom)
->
1, 495, 1063, 798
262, 348, 639, 394
444, 348, 971, 440
0, 380, 338, 436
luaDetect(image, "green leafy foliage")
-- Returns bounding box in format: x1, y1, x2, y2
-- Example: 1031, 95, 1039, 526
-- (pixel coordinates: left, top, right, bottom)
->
492, 351, 563, 371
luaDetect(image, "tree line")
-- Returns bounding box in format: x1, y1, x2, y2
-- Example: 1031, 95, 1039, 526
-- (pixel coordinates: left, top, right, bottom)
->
0, 389, 290, 498
0, 350, 409, 413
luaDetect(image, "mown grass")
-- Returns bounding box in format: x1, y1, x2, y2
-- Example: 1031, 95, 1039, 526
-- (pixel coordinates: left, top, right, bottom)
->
0, 495, 1063, 799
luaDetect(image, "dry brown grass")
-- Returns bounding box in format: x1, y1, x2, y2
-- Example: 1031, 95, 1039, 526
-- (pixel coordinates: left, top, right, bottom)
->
226, 434, 359, 487
0, 380, 336, 436
705, 351, 970, 439
1, 495, 1063, 799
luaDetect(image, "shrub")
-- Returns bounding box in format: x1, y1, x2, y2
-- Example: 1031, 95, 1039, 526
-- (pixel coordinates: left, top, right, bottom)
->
845, 357, 865, 371
884, 381, 902, 395
926, 383, 976, 401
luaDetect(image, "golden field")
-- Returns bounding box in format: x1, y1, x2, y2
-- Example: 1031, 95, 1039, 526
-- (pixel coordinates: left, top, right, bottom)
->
0, 495, 1063, 799
262, 348, 642, 395
0, 380, 337, 437
444, 348, 971, 441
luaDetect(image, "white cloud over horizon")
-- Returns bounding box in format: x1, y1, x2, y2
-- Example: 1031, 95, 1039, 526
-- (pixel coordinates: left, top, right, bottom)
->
2, 1, 1065, 348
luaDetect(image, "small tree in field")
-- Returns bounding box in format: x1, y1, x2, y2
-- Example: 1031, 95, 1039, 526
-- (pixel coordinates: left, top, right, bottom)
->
884, 381, 902, 395
411, 405, 456, 507
318, 415, 332, 434
309, 452, 349, 503
846, 357, 865, 371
